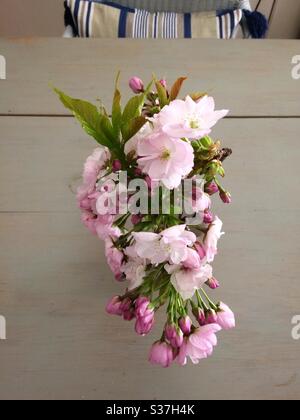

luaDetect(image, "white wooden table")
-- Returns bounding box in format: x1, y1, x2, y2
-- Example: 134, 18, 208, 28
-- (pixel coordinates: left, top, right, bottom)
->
0, 39, 300, 400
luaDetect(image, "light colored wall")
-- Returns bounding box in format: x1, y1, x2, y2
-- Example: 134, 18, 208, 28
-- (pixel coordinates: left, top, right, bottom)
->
0, 0, 64, 37
0, 0, 299, 38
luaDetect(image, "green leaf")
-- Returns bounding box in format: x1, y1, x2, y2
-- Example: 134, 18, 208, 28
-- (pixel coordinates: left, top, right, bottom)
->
112, 72, 122, 137
155, 80, 169, 108
122, 93, 145, 125
170, 77, 187, 101
100, 114, 116, 144
122, 116, 147, 142
190, 92, 207, 102
53, 87, 112, 148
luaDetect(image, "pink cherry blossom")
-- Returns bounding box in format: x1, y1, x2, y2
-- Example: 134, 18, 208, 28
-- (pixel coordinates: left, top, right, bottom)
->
192, 186, 211, 213
124, 122, 152, 157
182, 248, 202, 269
81, 210, 98, 235
122, 246, 146, 290
152, 95, 228, 140
82, 147, 110, 188
95, 219, 121, 241
105, 239, 124, 278
149, 341, 174, 368
177, 324, 221, 365
133, 225, 196, 265
165, 263, 213, 300
217, 302, 236, 330
137, 130, 194, 189
204, 216, 224, 263
194, 242, 207, 261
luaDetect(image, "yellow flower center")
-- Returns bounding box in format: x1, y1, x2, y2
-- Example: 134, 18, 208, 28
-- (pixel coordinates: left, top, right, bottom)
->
161, 149, 171, 160
189, 119, 200, 129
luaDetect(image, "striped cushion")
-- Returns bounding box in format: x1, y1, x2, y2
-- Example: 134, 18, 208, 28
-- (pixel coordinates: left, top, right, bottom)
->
66, 0, 243, 39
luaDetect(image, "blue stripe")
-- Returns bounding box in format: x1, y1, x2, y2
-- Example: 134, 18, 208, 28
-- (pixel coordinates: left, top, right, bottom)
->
86, 1, 92, 37
74, 0, 80, 36
97, 1, 135, 13
118, 9, 127, 37
184, 13, 191, 38
219, 16, 223, 39
153, 13, 158, 38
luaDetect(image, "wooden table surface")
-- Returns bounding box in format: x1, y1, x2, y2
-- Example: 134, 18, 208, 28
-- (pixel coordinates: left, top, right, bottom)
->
0, 38, 300, 400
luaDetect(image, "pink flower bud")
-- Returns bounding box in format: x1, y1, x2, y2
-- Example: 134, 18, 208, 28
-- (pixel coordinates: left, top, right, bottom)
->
194, 242, 206, 261
179, 316, 192, 335
203, 210, 213, 224
217, 302, 235, 330
165, 324, 184, 348
179, 315, 193, 335
220, 191, 232, 204
120, 297, 132, 313
105, 296, 123, 316
131, 214, 143, 225
112, 160, 122, 172
192, 308, 206, 326
123, 310, 135, 321
206, 277, 220, 290
135, 317, 154, 336
129, 77, 144, 94
205, 181, 219, 195
134, 296, 155, 335
206, 309, 218, 324
149, 341, 174, 368
159, 79, 167, 89
135, 297, 151, 318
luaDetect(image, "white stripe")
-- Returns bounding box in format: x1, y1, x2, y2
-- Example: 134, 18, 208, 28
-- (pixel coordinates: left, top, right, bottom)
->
132, 9, 137, 38
146, 11, 150, 38
143, 11, 148, 38
222, 15, 226, 40
78, 0, 85, 37
161, 12, 164, 38
89, 2, 95, 37
82, 1, 88, 37
227, 13, 231, 38
152, 13, 156, 38
140, 10, 145, 38
143, 10, 147, 38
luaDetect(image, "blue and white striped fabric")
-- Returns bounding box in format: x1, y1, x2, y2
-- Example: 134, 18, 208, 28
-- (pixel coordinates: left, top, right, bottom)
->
65, 0, 244, 39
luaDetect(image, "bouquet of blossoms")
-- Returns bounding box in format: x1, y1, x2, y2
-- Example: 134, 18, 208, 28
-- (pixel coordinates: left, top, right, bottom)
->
55, 74, 235, 368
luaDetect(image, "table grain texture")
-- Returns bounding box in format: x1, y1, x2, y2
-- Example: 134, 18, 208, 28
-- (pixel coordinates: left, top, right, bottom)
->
0, 39, 300, 400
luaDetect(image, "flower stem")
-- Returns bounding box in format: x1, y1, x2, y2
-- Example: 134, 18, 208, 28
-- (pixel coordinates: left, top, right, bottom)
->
200, 288, 218, 311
